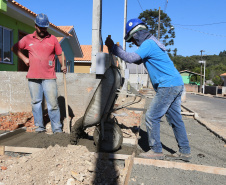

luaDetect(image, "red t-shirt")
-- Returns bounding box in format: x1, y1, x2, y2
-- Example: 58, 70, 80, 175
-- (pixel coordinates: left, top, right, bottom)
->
15, 31, 62, 79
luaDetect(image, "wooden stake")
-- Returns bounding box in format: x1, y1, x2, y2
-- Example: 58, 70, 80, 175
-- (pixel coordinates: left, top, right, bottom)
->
62, 52, 70, 133
0, 145, 5, 155
124, 153, 135, 185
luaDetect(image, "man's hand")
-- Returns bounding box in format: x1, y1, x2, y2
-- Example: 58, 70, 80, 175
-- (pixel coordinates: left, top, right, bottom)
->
105, 37, 114, 50
12, 45, 30, 66
23, 58, 30, 66
61, 66, 67, 74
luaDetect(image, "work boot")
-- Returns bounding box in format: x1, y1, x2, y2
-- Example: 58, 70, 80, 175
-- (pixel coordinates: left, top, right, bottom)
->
54, 131, 63, 134
139, 150, 165, 160
165, 152, 192, 162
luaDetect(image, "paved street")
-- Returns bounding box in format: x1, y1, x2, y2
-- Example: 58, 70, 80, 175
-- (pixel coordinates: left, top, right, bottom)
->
182, 93, 226, 140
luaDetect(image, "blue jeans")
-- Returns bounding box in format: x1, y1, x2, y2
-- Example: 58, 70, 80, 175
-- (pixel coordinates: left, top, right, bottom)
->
145, 85, 190, 154
28, 79, 62, 133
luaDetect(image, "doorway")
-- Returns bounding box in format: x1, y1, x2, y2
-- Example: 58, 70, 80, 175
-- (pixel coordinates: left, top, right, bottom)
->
17, 31, 29, 71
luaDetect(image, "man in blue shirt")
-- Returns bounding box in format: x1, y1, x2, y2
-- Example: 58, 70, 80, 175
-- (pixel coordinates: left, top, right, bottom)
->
105, 18, 191, 162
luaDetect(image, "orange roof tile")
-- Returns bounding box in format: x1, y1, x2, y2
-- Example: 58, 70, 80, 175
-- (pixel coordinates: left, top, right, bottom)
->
58, 26, 74, 33
74, 45, 109, 61
10, 0, 71, 36
56, 26, 74, 42
57, 37, 64, 42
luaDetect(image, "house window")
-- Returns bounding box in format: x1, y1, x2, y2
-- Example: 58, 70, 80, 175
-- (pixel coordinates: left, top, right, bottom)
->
67, 60, 71, 72
0, 26, 13, 64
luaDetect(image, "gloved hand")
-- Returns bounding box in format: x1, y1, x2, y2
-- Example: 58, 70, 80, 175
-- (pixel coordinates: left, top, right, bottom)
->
105, 37, 114, 50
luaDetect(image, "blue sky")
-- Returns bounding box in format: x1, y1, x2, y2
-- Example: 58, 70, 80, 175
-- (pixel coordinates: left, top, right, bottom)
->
15, 0, 226, 57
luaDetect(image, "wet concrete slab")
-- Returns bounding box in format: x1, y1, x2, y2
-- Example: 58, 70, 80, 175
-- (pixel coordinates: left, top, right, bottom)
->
0, 130, 6, 134
0, 131, 70, 148
0, 130, 135, 155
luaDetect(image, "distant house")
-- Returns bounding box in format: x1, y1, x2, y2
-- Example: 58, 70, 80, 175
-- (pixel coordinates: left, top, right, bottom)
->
180, 70, 203, 85
220, 73, 226, 86
0, 0, 82, 73
74, 45, 109, 73
56, 26, 83, 73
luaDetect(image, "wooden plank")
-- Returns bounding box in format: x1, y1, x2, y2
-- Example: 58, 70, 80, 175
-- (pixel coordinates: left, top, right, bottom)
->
123, 107, 143, 185
5, 146, 43, 154
181, 112, 195, 116
124, 152, 135, 185
123, 138, 136, 145
0, 145, 5, 155
62, 51, 70, 134
93, 152, 130, 160
134, 157, 226, 176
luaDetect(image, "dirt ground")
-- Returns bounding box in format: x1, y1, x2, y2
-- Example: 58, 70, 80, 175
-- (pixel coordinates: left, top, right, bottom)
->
0, 89, 226, 185
0, 145, 126, 185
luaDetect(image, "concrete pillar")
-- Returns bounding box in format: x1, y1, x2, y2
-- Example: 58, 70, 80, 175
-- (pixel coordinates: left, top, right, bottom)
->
91, 0, 102, 73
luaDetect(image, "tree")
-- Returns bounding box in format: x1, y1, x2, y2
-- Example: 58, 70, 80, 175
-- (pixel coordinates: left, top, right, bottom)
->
173, 48, 177, 57
219, 50, 226, 56
138, 9, 176, 54
170, 53, 226, 86
212, 76, 223, 86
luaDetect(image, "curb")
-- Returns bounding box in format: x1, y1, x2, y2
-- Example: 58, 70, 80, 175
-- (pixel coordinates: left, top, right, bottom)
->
181, 105, 226, 143
187, 92, 226, 99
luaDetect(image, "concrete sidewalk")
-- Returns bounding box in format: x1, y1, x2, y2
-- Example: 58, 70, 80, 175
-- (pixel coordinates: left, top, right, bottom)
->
182, 92, 226, 142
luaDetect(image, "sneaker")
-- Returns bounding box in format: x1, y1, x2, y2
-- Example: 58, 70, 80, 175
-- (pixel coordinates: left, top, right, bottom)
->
139, 150, 165, 160
165, 152, 192, 162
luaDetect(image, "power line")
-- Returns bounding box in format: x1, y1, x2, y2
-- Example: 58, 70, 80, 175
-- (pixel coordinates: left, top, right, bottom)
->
164, 0, 168, 13
173, 22, 226, 27
174, 25, 226, 37
136, 0, 144, 11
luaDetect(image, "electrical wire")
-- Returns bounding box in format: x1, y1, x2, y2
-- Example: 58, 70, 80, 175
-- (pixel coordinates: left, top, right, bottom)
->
164, 0, 168, 13
173, 22, 226, 27
174, 25, 226, 37
136, 0, 144, 11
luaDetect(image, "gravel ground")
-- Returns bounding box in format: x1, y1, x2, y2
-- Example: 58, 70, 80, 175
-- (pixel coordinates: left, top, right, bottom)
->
130, 93, 226, 185
129, 165, 226, 185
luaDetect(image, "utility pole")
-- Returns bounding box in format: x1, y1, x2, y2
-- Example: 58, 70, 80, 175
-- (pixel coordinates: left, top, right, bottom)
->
158, 7, 161, 41
203, 60, 206, 94
199, 50, 205, 93
122, 0, 128, 91
91, 0, 102, 73
123, 0, 127, 52
122, 0, 127, 72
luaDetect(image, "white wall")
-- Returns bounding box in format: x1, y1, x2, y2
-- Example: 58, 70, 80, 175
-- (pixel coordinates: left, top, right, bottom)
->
128, 74, 150, 89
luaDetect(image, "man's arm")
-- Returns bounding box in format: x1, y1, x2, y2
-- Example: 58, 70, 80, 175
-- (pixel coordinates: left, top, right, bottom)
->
111, 45, 143, 65
105, 37, 143, 65
11, 44, 29, 66
57, 54, 67, 74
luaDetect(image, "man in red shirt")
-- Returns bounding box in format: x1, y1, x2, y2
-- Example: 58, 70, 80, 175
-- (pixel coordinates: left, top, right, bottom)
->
12, 13, 66, 133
